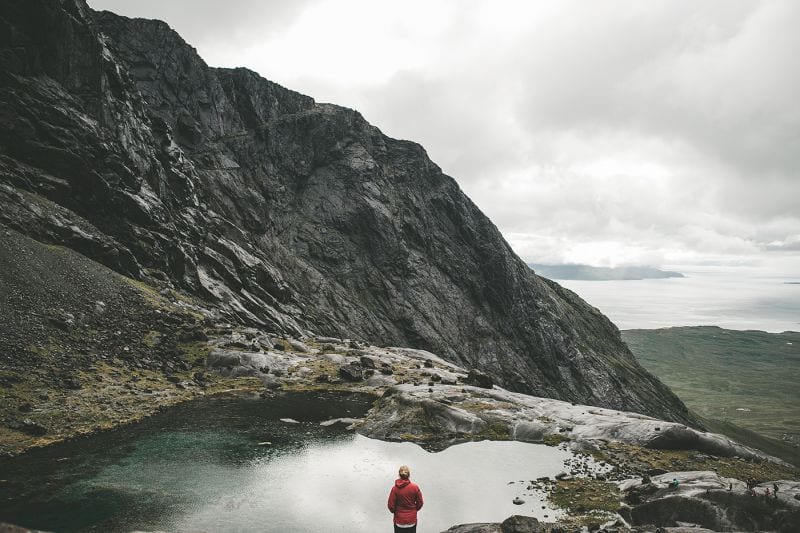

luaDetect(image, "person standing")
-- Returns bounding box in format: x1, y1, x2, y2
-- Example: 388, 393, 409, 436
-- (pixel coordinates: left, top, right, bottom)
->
388, 465, 424, 533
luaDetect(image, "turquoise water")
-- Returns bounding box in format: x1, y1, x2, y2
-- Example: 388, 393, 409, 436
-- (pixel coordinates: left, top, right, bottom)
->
0, 393, 572, 532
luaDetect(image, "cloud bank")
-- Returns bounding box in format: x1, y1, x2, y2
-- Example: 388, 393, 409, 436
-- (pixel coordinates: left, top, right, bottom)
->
89, 0, 800, 273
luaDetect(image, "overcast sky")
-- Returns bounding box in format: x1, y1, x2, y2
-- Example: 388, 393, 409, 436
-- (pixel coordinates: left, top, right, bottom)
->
88, 0, 799, 274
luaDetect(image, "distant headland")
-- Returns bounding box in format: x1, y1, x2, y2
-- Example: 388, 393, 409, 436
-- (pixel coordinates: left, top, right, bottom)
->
528, 263, 685, 281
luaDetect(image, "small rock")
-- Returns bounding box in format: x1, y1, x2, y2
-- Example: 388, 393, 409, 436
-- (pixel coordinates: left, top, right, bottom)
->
423, 359, 434, 368
339, 363, 364, 382
465, 369, 493, 389
63, 378, 82, 390
257, 337, 273, 350
14, 419, 48, 436
260, 375, 281, 389
319, 417, 360, 427
287, 339, 308, 352
512, 497, 525, 505
359, 356, 376, 369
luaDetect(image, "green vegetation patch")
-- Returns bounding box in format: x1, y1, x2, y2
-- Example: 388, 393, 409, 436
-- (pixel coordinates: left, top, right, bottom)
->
593, 441, 800, 483
551, 478, 621, 513
623, 326, 800, 446
542, 433, 571, 446
478, 422, 511, 440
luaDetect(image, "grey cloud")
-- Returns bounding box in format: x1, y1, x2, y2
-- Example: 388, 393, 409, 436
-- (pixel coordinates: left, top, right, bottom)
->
86, 0, 800, 269
87, 0, 313, 51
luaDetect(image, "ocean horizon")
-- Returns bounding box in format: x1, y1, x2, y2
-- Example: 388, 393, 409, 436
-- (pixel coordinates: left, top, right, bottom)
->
554, 267, 800, 333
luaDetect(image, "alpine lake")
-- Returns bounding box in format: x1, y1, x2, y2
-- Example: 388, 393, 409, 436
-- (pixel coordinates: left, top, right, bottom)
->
0, 391, 586, 532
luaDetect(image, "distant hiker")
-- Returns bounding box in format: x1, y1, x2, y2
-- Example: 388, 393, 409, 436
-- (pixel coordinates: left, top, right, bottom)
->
774, 483, 779, 498
669, 478, 679, 488
765, 487, 771, 498
388, 465, 424, 533
728, 482, 732, 491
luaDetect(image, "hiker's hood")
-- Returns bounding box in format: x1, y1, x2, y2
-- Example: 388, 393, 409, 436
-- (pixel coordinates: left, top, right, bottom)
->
395, 478, 411, 488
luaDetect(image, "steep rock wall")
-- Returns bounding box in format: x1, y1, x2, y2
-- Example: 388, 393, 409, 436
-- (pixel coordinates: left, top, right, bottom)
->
0, 0, 693, 423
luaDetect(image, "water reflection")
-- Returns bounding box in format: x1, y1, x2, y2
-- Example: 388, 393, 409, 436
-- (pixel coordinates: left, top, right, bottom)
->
173, 436, 570, 533
0, 393, 574, 532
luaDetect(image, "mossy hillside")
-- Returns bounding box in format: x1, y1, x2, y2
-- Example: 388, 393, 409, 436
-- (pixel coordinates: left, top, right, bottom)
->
0, 228, 270, 454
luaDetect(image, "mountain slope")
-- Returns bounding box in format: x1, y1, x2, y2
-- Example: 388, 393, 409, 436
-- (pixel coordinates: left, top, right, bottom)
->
0, 0, 692, 423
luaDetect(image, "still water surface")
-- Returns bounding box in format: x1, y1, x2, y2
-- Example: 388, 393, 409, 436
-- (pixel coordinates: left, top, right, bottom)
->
0, 392, 572, 533
557, 269, 800, 332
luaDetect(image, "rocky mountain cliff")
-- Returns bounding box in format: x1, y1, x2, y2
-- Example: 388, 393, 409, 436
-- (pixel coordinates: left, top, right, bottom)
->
0, 0, 692, 423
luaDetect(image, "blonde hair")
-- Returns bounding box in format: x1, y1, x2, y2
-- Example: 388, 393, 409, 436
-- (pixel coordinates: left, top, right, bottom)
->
398, 465, 411, 479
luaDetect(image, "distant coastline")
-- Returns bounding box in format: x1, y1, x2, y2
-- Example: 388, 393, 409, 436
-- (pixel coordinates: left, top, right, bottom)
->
528, 263, 684, 281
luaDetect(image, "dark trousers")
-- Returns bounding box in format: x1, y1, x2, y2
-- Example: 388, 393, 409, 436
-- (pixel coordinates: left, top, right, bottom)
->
394, 525, 417, 533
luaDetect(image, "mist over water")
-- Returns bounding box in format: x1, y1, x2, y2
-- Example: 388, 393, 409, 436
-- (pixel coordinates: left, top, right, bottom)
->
555, 268, 800, 332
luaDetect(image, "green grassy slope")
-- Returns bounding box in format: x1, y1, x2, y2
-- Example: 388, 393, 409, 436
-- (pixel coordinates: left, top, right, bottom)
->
622, 326, 800, 464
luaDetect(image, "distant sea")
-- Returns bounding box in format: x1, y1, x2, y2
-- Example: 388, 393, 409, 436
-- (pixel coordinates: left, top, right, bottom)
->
555, 268, 800, 333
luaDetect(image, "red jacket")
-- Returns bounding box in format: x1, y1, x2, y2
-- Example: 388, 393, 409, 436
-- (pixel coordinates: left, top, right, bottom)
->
388, 478, 424, 525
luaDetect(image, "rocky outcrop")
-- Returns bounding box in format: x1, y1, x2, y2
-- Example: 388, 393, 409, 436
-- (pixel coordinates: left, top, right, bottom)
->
0, 0, 692, 423
355, 383, 772, 461
619, 472, 800, 532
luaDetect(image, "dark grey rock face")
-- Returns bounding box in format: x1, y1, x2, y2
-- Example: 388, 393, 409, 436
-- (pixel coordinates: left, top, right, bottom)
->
0, 0, 693, 423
